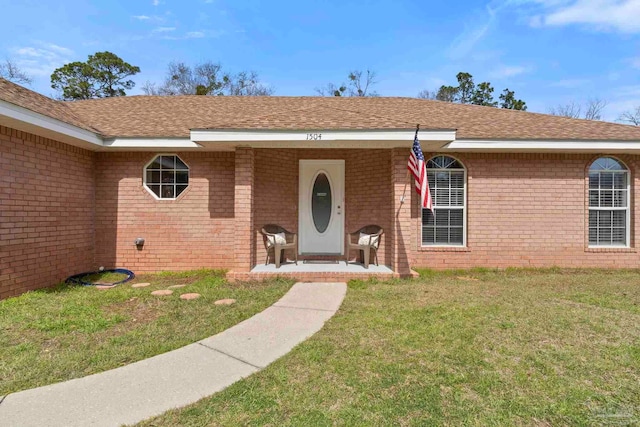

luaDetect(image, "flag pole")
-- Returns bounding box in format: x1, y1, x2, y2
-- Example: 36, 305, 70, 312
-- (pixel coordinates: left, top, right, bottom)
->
401, 124, 420, 204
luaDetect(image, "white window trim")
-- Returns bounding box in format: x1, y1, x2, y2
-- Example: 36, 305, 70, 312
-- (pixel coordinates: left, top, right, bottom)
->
143, 154, 190, 201
587, 160, 631, 248
421, 156, 467, 248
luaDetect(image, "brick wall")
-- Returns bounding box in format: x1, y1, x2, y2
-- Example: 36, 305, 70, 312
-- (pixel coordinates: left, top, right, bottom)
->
7, 139, 638, 299
254, 149, 392, 266
234, 148, 255, 272
0, 126, 95, 298
407, 152, 640, 269
94, 152, 236, 272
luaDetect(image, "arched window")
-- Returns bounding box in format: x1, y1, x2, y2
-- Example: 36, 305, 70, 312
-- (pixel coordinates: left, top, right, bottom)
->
588, 157, 629, 247
422, 155, 466, 246
144, 154, 189, 200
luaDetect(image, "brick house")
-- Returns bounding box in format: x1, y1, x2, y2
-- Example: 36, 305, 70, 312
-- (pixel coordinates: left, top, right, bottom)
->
3, 78, 640, 298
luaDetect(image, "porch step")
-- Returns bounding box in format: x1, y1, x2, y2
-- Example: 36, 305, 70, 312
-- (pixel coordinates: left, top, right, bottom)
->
302, 259, 341, 265
227, 262, 414, 283
228, 270, 400, 283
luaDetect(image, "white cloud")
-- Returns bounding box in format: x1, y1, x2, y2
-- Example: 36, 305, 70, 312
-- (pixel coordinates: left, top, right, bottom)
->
46, 43, 74, 56
10, 42, 74, 77
629, 57, 640, 69
549, 78, 591, 88
526, 0, 640, 33
608, 71, 621, 81
489, 65, 530, 78
153, 26, 176, 32
160, 30, 222, 40
132, 15, 151, 20
605, 85, 640, 120
152, 0, 160, 5
186, 31, 205, 38
448, 6, 496, 59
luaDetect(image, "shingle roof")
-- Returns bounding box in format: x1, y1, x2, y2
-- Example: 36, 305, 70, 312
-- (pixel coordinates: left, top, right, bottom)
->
2, 77, 640, 141
63, 95, 640, 140
0, 78, 99, 133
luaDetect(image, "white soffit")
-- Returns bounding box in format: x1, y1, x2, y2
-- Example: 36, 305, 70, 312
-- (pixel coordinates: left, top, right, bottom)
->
445, 139, 640, 152
190, 129, 457, 148
103, 138, 202, 150
0, 99, 103, 149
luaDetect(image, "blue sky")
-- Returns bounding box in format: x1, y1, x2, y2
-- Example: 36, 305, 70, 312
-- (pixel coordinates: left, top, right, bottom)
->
1, 0, 639, 120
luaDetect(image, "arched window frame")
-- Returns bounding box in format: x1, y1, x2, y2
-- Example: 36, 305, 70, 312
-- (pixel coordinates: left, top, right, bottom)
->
422, 155, 467, 247
588, 156, 630, 247
143, 154, 190, 200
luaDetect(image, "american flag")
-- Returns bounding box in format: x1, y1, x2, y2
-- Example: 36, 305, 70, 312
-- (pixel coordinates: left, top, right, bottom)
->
408, 133, 433, 211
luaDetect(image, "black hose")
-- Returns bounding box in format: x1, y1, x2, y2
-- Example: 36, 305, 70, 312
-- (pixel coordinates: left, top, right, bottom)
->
65, 268, 135, 287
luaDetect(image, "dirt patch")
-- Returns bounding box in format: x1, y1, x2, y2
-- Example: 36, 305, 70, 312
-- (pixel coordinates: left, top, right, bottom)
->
106, 297, 163, 326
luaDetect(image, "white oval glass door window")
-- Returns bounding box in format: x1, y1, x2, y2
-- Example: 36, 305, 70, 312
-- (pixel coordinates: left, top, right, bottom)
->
311, 173, 332, 233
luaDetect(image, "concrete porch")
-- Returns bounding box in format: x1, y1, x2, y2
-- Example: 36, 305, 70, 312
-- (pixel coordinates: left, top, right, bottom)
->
227, 260, 406, 283
253, 261, 394, 274
230, 147, 419, 281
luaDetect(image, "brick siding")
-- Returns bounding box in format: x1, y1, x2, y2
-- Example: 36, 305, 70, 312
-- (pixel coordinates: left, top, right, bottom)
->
5, 134, 640, 300
408, 152, 640, 268
94, 152, 236, 272
253, 149, 392, 266
0, 126, 95, 298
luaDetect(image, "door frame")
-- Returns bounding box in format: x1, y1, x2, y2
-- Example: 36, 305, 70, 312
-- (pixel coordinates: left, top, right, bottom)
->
298, 159, 345, 255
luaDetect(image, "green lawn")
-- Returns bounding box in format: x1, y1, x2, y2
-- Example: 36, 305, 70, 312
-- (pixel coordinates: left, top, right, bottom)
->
0, 270, 293, 395
138, 269, 640, 426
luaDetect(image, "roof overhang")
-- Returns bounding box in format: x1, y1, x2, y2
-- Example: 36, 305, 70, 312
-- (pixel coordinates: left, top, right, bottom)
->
189, 129, 457, 150
102, 138, 202, 150
445, 139, 640, 152
3, 101, 640, 154
0, 99, 103, 149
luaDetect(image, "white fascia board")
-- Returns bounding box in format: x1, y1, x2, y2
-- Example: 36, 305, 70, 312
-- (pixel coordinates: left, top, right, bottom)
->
190, 129, 457, 143
103, 138, 201, 149
446, 139, 640, 152
0, 99, 103, 147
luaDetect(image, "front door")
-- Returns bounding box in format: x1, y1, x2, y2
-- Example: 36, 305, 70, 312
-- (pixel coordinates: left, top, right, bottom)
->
299, 160, 345, 254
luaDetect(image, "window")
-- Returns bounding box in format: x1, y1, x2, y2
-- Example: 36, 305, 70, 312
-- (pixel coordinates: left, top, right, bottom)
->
588, 157, 629, 247
144, 155, 189, 200
422, 155, 466, 246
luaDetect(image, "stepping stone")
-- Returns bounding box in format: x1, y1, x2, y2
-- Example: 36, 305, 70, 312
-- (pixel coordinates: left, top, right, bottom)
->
214, 298, 236, 306
151, 290, 173, 296
168, 285, 186, 289
95, 285, 114, 290
132, 283, 151, 288
180, 293, 201, 300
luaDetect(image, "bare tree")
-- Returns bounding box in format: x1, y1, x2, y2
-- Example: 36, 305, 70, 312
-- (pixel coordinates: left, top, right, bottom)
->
226, 71, 274, 96
618, 106, 640, 126
144, 61, 273, 96
348, 70, 378, 96
143, 61, 226, 96
417, 89, 438, 99
316, 69, 379, 97
548, 99, 608, 120
583, 98, 608, 121
0, 58, 32, 85
548, 101, 582, 119
141, 81, 160, 95
316, 82, 347, 97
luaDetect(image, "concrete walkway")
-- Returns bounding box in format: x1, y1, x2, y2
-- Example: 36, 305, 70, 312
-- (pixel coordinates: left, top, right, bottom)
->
0, 282, 347, 427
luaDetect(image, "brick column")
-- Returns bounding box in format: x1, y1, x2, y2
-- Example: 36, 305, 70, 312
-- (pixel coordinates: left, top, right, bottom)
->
234, 147, 255, 272
391, 148, 414, 276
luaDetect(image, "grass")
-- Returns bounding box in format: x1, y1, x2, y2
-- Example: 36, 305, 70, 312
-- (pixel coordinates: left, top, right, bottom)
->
80, 271, 131, 284
0, 270, 294, 395
138, 269, 640, 426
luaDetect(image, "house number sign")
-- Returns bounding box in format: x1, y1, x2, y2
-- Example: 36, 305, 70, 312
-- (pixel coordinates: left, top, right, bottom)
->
306, 133, 322, 140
